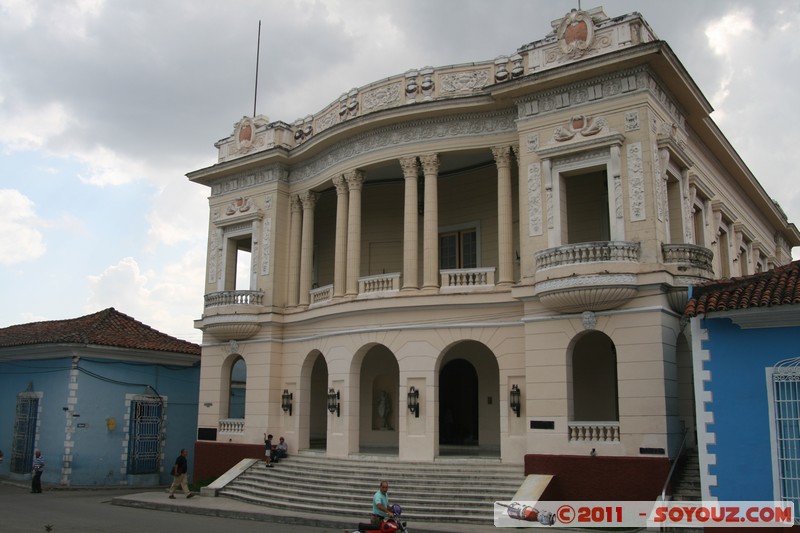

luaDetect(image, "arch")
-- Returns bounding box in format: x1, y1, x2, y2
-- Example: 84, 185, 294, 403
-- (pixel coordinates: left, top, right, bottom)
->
228, 356, 246, 419
569, 330, 619, 422
437, 340, 500, 456
218, 352, 245, 421
299, 350, 328, 450
357, 344, 400, 453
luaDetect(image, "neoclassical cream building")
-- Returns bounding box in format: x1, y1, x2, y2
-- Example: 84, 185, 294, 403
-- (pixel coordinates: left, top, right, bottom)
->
188, 8, 798, 482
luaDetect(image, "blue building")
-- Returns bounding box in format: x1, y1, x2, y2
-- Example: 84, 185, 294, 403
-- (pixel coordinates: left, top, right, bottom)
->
0, 308, 200, 487
685, 260, 800, 515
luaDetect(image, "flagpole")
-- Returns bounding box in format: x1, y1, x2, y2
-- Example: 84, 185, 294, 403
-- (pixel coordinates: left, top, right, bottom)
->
253, 20, 261, 117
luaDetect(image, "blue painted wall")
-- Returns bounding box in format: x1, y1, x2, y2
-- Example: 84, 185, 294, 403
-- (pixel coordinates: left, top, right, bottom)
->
0, 352, 199, 487
700, 316, 800, 501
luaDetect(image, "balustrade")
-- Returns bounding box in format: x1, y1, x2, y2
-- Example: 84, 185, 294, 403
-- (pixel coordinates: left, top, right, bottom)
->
661, 243, 714, 271
535, 241, 640, 270
218, 418, 245, 434
358, 273, 401, 295
204, 290, 264, 308
568, 421, 620, 442
310, 284, 333, 305
440, 267, 496, 290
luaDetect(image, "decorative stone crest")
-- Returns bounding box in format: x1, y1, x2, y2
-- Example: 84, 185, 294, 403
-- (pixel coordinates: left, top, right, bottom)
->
582, 311, 597, 330
233, 116, 267, 155
553, 114, 608, 142
225, 197, 253, 216
557, 9, 596, 58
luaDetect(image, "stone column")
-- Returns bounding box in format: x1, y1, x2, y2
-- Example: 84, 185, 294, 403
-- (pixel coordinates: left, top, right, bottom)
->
332, 175, 349, 299
399, 156, 419, 291
287, 194, 302, 307
420, 153, 439, 290
345, 170, 365, 296
492, 146, 514, 286
298, 191, 317, 307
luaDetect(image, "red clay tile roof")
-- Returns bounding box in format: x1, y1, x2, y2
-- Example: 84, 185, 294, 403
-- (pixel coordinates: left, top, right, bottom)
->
0, 308, 200, 355
684, 260, 800, 317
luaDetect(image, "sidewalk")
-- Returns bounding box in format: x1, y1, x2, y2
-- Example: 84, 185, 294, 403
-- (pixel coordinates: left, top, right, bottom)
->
112, 490, 502, 532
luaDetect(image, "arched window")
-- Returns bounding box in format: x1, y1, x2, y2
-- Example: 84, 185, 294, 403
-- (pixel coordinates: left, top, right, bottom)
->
229, 357, 246, 419
572, 331, 619, 422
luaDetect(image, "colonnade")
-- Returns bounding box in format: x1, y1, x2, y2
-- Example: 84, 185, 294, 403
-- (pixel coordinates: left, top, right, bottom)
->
286, 146, 517, 307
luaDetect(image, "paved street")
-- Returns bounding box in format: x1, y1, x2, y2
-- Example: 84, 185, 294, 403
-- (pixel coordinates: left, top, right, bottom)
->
0, 483, 347, 533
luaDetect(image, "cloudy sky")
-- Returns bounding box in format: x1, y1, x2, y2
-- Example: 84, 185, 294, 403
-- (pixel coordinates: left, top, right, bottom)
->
1, 0, 799, 343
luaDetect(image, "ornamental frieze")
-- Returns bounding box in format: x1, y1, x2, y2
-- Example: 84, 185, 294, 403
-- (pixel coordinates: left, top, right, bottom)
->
289, 111, 516, 184
440, 69, 490, 93
209, 165, 289, 197
516, 67, 685, 131
363, 82, 403, 112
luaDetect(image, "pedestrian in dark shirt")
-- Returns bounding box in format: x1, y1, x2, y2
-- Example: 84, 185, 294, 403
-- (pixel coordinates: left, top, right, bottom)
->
168, 448, 194, 499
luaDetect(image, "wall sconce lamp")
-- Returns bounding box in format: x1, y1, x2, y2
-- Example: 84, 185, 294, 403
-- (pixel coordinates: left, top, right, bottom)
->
281, 389, 293, 416
203, 402, 213, 408
407, 386, 420, 418
510, 384, 521, 417
327, 388, 340, 417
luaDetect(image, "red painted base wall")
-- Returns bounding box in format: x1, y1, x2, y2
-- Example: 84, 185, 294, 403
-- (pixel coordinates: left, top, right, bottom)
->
192, 441, 264, 482
525, 454, 671, 500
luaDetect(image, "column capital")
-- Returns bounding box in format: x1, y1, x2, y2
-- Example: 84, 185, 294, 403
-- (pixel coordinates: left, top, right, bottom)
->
332, 174, 349, 194
491, 145, 513, 167
345, 169, 365, 190
300, 190, 317, 210
419, 153, 439, 175
290, 194, 303, 213
398, 156, 419, 178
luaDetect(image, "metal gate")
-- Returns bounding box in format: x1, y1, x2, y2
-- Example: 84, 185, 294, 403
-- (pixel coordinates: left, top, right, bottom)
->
10, 394, 39, 474
127, 397, 163, 474
772, 357, 800, 524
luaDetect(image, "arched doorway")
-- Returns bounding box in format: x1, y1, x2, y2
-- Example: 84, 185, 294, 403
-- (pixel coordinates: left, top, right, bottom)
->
438, 341, 500, 456
308, 352, 328, 450
440, 359, 478, 446
358, 344, 399, 453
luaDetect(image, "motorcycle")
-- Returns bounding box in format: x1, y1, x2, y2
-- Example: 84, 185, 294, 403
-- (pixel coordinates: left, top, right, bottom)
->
351, 504, 409, 533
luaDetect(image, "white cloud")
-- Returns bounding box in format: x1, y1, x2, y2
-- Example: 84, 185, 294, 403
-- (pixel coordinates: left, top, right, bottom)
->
0, 189, 46, 265
704, 11, 755, 112
86, 254, 204, 342
0, 102, 74, 152
75, 145, 150, 186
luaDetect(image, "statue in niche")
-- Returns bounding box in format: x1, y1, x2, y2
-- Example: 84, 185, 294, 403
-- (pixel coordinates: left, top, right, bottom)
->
377, 390, 392, 430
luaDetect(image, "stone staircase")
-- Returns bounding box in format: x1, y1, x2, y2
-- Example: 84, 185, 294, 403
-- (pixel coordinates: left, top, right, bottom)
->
670, 448, 701, 501
217, 451, 525, 526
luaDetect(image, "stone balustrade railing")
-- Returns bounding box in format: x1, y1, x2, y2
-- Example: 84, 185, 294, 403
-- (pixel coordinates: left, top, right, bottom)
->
218, 418, 245, 434
535, 241, 641, 270
310, 284, 334, 306
204, 290, 264, 308
359, 273, 401, 295
661, 243, 714, 271
568, 421, 620, 442
440, 267, 496, 290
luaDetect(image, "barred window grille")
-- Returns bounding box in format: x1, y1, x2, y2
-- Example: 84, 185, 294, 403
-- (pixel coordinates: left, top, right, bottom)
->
127, 397, 163, 475
10, 394, 39, 474
771, 357, 800, 524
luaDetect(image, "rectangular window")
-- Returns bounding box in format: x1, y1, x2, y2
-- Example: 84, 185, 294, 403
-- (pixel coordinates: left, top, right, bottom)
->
11, 394, 38, 474
769, 359, 800, 523
440, 229, 477, 269
127, 398, 163, 475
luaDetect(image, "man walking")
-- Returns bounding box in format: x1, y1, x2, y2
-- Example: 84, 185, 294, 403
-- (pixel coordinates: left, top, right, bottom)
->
31, 450, 44, 493
168, 448, 194, 499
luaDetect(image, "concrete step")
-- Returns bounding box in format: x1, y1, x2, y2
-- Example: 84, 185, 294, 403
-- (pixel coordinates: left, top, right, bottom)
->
218, 452, 525, 526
